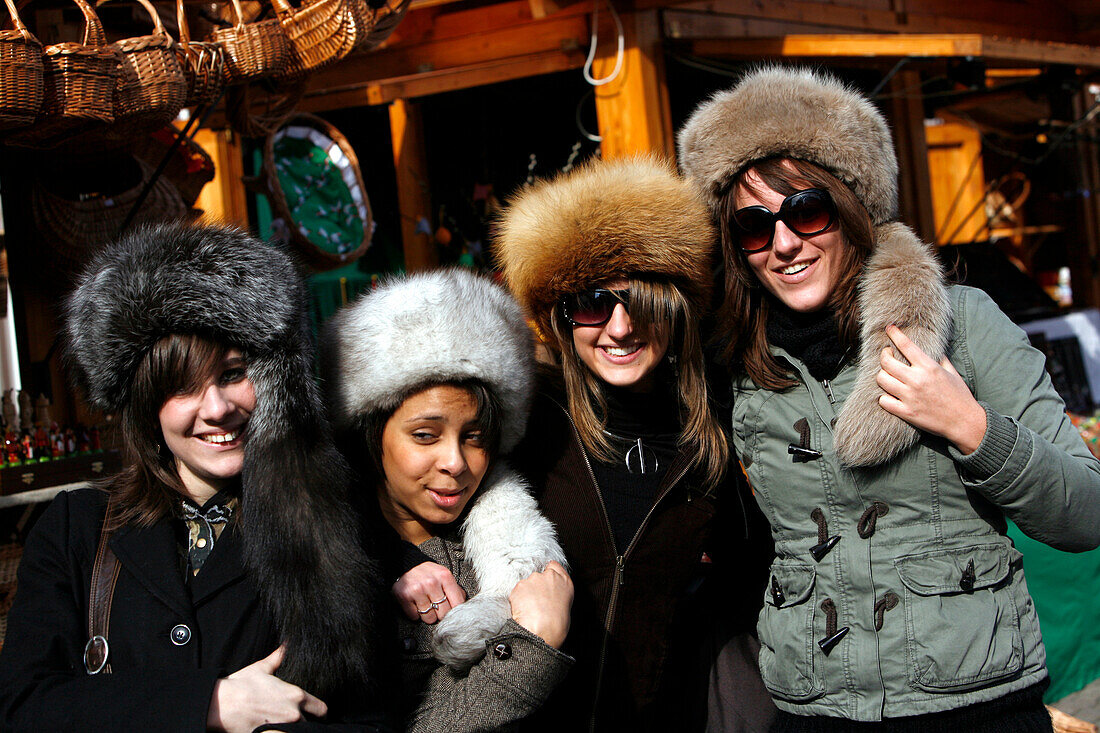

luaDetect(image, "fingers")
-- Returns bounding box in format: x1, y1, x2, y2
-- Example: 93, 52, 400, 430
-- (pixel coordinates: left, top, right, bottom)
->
543, 560, 569, 579
884, 324, 936, 367
299, 690, 328, 720
440, 574, 466, 607
253, 646, 285, 675
393, 562, 464, 624
940, 356, 961, 376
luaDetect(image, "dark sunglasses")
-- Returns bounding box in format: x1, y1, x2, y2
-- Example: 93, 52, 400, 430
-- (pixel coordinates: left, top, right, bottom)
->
731, 188, 837, 253
560, 288, 630, 327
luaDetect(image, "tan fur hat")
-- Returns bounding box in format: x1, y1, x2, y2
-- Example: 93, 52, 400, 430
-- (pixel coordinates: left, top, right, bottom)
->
493, 155, 716, 344
677, 66, 899, 225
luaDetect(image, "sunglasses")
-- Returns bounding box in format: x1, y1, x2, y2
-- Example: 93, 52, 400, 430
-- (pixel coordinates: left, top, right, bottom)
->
731, 188, 837, 253
560, 288, 630, 327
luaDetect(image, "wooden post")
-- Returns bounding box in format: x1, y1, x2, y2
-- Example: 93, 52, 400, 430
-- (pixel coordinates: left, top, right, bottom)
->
193, 128, 249, 227
389, 97, 437, 272
1071, 85, 1100, 308
886, 70, 936, 243
925, 117, 987, 245
592, 9, 673, 159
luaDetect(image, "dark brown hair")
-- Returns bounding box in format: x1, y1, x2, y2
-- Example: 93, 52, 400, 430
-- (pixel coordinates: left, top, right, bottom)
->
549, 277, 728, 492
714, 158, 875, 390
107, 334, 235, 530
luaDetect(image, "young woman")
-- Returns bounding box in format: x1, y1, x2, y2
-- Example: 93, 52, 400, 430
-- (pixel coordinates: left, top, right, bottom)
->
323, 267, 574, 732
392, 156, 773, 730
678, 66, 1100, 730
0, 222, 385, 733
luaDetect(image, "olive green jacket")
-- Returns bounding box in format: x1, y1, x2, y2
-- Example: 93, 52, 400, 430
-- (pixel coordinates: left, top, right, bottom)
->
731, 225, 1100, 720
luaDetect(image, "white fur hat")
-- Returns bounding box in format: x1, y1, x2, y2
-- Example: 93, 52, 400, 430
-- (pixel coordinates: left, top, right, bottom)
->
677, 65, 899, 225
324, 268, 534, 452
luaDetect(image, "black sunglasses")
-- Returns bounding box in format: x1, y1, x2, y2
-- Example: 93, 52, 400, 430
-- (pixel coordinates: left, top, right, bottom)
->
731, 188, 837, 253
560, 288, 630, 327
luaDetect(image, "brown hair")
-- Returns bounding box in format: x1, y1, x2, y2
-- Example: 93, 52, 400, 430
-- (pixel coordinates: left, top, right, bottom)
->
106, 334, 234, 530
714, 158, 875, 390
549, 277, 728, 492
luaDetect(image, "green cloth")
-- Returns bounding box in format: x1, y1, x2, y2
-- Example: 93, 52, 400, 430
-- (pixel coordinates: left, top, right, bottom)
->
1008, 520, 1100, 701
272, 136, 364, 256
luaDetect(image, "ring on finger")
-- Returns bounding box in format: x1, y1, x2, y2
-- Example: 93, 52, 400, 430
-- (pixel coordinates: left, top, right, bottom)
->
431, 596, 447, 606
416, 605, 433, 615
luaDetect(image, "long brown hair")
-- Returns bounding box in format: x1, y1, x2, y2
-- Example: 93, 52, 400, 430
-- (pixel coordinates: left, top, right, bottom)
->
549, 277, 728, 492
715, 158, 875, 390
106, 334, 234, 530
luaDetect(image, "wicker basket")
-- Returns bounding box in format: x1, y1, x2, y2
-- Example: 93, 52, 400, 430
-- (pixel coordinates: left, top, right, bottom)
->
272, 0, 354, 72
31, 155, 188, 270
176, 0, 226, 108
8, 0, 118, 148
349, 0, 408, 52
0, 0, 44, 131
261, 112, 373, 270
0, 543, 22, 652
106, 0, 188, 139
210, 0, 293, 85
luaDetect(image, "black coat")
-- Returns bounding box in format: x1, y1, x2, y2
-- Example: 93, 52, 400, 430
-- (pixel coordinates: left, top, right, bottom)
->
0, 488, 280, 733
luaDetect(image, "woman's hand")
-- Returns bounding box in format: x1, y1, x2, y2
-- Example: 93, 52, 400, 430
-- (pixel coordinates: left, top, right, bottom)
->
508, 561, 574, 649
206, 646, 327, 733
393, 561, 466, 623
876, 325, 987, 455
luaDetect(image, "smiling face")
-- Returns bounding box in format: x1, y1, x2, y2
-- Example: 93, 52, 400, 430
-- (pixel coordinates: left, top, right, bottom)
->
377, 384, 491, 545
737, 167, 848, 314
571, 279, 670, 392
158, 350, 255, 504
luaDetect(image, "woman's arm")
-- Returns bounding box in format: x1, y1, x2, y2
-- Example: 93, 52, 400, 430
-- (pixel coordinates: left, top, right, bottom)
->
876, 287, 1100, 551
406, 563, 574, 733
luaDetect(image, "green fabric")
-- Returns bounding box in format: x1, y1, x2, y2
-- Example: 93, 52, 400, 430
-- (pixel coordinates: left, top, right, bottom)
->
273, 136, 363, 256
1008, 520, 1100, 701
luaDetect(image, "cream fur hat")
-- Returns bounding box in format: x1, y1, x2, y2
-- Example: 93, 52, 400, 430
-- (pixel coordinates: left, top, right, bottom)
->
677, 66, 899, 225
324, 268, 534, 453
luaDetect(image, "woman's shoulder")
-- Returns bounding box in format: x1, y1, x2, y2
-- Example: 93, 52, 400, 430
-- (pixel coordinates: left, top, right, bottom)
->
35, 488, 108, 536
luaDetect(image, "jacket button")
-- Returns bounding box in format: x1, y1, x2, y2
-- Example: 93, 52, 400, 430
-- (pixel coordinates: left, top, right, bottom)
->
170, 624, 191, 646
492, 643, 512, 660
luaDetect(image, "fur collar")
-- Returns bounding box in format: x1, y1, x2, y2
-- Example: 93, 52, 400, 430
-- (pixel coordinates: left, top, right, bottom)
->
833, 223, 952, 467
431, 463, 567, 669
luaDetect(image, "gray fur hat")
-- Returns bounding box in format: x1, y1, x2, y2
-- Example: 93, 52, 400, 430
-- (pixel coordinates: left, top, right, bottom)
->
325, 268, 534, 453
677, 65, 899, 225
64, 222, 381, 700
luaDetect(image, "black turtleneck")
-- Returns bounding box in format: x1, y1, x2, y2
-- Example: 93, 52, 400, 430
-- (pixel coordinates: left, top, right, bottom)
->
766, 305, 847, 381
589, 381, 681, 551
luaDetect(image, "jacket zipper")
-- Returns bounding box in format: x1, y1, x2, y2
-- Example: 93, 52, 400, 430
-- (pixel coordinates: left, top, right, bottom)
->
822, 378, 836, 405
574, 417, 691, 731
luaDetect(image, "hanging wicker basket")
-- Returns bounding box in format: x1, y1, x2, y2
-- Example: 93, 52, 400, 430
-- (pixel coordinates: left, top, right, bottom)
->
0, 0, 44, 131
210, 0, 293, 85
7, 0, 118, 148
271, 0, 354, 72
348, 0, 408, 53
105, 0, 188, 140
261, 112, 372, 271
176, 0, 226, 108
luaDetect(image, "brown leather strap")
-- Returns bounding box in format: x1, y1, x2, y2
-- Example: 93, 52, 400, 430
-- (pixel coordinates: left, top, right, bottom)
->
85, 496, 120, 675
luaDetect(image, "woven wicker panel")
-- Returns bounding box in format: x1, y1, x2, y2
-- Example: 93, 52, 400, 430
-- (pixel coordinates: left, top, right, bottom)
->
176, 0, 226, 107
225, 74, 306, 138
7, 0, 118, 148
272, 0, 354, 72
210, 0, 293, 84
0, 543, 22, 652
0, 0, 44, 130
349, 0, 408, 52
31, 156, 188, 270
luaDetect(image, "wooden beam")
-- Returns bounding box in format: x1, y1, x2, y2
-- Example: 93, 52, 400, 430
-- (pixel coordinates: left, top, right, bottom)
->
677, 34, 1100, 68
389, 99, 437, 272
594, 10, 674, 158
660, 0, 1075, 43
887, 69, 936, 243
193, 128, 249, 228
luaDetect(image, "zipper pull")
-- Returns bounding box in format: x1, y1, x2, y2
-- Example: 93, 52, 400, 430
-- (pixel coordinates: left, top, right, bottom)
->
616, 555, 625, 586
822, 379, 835, 404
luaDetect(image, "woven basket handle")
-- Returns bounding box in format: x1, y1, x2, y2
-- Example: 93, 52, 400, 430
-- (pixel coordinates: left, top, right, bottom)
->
226, 0, 247, 31
269, 0, 293, 16
97, 0, 169, 37
74, 0, 109, 47
176, 0, 191, 47
3, 0, 38, 42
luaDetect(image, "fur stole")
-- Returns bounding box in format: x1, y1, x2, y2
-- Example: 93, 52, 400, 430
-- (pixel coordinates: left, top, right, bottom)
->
833, 223, 952, 467
432, 463, 567, 669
